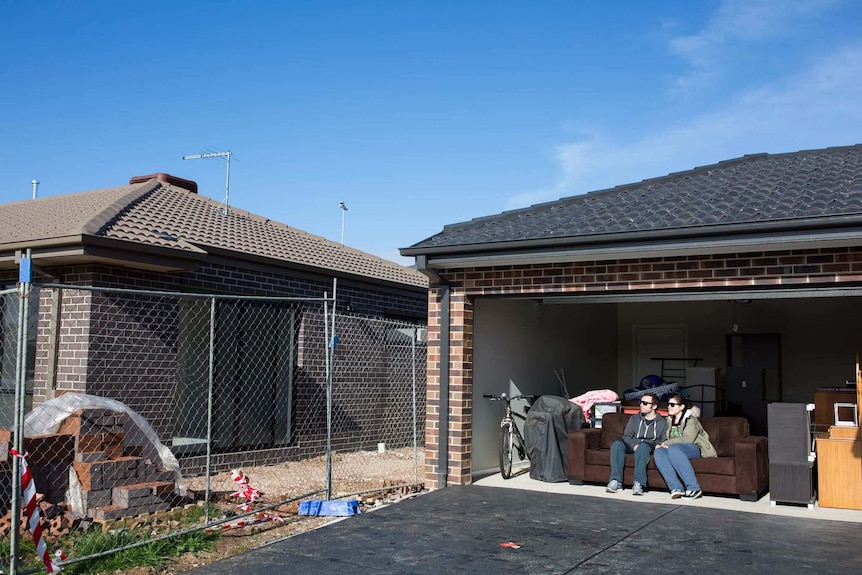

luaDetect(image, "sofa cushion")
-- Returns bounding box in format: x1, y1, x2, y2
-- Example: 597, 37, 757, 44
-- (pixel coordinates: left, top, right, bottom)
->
584, 448, 736, 477
690, 456, 736, 476
599, 413, 628, 449
701, 417, 749, 457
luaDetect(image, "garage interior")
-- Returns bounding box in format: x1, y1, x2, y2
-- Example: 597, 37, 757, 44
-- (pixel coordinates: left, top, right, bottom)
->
472, 290, 862, 476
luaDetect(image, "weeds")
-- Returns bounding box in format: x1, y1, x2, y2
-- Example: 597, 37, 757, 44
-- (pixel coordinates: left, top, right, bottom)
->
61, 528, 217, 574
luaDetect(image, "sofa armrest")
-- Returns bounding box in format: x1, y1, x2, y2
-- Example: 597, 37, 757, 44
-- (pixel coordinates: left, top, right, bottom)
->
735, 435, 769, 499
567, 428, 601, 481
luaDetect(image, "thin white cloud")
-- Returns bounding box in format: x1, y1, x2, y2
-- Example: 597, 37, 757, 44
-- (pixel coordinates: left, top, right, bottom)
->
668, 0, 843, 91
508, 39, 862, 211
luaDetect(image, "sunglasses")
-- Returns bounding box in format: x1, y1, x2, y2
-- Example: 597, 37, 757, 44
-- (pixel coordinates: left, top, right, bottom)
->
639, 400, 655, 406
667, 402, 681, 407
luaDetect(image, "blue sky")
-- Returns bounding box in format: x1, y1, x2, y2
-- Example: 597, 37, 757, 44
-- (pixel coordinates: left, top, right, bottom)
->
3, 1, 862, 264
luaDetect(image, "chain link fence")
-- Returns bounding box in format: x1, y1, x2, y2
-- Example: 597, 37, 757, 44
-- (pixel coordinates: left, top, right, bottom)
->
0, 282, 426, 573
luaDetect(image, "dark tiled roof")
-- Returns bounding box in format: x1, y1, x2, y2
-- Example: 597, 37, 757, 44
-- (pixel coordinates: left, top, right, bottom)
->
405, 144, 862, 252
0, 178, 427, 289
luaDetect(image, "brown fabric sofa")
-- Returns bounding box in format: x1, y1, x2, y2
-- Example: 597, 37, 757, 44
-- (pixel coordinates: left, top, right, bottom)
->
566, 412, 769, 501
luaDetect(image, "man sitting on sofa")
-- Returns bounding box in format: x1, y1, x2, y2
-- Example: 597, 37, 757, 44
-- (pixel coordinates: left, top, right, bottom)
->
606, 393, 668, 496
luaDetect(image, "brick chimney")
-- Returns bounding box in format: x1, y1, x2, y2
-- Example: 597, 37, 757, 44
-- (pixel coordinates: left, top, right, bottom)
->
129, 173, 198, 194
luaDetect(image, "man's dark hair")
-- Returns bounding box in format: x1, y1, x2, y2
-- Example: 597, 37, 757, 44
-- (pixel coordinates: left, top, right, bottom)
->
640, 393, 658, 405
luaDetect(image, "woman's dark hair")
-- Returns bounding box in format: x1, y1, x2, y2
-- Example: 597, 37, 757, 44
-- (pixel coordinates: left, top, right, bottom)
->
668, 393, 686, 408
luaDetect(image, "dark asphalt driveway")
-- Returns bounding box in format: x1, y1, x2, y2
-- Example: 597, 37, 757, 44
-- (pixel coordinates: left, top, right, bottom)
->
185, 485, 862, 574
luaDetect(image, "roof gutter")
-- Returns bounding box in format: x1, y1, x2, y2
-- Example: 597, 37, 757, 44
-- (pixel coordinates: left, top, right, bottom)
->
416, 227, 862, 270
414, 255, 447, 288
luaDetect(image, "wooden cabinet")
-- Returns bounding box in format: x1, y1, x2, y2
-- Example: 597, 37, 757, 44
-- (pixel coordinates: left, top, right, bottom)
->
816, 427, 862, 510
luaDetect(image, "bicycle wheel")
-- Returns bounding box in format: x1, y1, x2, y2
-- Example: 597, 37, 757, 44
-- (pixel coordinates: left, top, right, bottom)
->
499, 424, 514, 479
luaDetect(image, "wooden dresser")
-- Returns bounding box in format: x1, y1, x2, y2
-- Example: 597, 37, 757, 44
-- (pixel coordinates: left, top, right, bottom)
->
816, 426, 862, 510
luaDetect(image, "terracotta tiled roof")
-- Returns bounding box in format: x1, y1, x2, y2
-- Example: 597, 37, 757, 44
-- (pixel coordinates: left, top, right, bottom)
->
0, 177, 427, 289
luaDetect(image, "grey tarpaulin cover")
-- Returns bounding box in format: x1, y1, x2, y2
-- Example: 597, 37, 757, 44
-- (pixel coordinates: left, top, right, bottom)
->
524, 395, 585, 482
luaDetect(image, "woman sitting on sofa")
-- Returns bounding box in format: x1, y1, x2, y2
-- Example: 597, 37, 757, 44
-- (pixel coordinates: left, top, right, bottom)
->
654, 394, 716, 499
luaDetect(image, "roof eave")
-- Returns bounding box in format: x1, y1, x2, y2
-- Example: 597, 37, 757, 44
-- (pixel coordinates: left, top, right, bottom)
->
0, 234, 207, 273
401, 214, 862, 258
414, 222, 862, 270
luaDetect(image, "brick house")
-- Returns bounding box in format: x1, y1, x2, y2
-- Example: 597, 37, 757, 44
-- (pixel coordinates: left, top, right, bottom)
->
401, 144, 862, 489
0, 173, 428, 472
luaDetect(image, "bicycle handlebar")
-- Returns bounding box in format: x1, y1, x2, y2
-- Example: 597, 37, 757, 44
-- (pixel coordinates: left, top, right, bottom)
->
483, 394, 536, 403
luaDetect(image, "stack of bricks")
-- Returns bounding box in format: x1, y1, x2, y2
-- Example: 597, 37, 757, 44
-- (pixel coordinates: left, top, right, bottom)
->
0, 407, 179, 524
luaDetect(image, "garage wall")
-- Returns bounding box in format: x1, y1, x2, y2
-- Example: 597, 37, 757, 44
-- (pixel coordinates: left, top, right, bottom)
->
617, 297, 862, 403
472, 298, 616, 474
617, 301, 731, 390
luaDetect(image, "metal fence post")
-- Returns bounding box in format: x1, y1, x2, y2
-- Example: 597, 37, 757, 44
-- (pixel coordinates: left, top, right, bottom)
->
10, 251, 32, 575
412, 326, 418, 482
325, 278, 337, 500
324, 290, 332, 500
204, 296, 216, 523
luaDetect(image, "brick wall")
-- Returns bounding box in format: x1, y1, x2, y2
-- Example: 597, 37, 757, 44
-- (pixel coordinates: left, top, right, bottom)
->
422, 246, 862, 488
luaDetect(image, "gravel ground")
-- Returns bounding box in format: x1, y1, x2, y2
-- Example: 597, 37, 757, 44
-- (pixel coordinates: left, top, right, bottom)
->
184, 446, 424, 500
157, 446, 426, 574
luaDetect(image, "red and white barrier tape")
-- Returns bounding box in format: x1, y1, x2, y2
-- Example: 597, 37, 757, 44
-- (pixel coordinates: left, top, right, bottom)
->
230, 469, 262, 507
10, 449, 62, 573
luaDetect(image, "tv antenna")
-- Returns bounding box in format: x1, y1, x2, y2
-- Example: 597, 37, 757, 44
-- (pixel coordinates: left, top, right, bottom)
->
182, 150, 232, 215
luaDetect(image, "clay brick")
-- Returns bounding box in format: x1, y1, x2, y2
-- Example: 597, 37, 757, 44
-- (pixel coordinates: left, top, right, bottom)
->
112, 482, 174, 507
75, 451, 107, 463
23, 434, 75, 465
103, 432, 125, 459
58, 410, 85, 435
77, 434, 104, 453
81, 488, 112, 516
94, 500, 169, 521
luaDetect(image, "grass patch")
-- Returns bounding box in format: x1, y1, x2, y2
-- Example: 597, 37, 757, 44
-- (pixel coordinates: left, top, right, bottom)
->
62, 528, 217, 574
0, 511, 218, 575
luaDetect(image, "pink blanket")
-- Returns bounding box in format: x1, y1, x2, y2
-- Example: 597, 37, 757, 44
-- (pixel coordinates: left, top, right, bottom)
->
569, 389, 619, 421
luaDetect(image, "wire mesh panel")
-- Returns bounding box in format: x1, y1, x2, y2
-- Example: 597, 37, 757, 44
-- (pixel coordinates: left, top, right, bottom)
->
329, 315, 427, 496
0, 283, 427, 573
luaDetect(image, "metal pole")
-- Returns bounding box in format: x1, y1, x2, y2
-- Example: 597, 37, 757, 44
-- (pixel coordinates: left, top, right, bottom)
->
323, 290, 332, 500
204, 297, 216, 523
338, 202, 348, 246
326, 278, 338, 499
224, 151, 231, 215
10, 249, 32, 575
412, 326, 418, 483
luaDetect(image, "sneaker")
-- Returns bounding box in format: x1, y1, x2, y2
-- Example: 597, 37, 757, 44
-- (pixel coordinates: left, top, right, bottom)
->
632, 481, 644, 496
606, 479, 622, 493
684, 489, 703, 499
670, 490, 684, 499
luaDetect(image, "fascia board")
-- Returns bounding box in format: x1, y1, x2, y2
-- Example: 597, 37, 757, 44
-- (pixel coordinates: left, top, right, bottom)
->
422, 229, 862, 270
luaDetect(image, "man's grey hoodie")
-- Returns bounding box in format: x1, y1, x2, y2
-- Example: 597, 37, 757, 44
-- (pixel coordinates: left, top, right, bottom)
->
622, 413, 668, 450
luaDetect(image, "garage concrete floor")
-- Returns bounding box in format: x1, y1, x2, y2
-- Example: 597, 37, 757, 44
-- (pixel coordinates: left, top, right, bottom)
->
185, 474, 862, 575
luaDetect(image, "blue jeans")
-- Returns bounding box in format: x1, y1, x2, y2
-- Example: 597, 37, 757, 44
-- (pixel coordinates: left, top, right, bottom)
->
653, 443, 701, 492
610, 439, 653, 486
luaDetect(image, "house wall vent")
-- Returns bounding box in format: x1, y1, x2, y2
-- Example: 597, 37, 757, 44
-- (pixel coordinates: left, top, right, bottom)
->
129, 173, 198, 194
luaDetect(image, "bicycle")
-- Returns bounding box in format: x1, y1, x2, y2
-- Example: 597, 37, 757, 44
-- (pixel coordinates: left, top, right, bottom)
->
484, 393, 534, 479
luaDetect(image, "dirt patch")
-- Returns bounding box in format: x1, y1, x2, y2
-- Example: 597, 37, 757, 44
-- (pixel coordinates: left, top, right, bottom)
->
149, 447, 425, 574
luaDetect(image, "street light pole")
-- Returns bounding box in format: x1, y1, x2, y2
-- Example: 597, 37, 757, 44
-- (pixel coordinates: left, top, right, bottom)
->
338, 201, 348, 245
